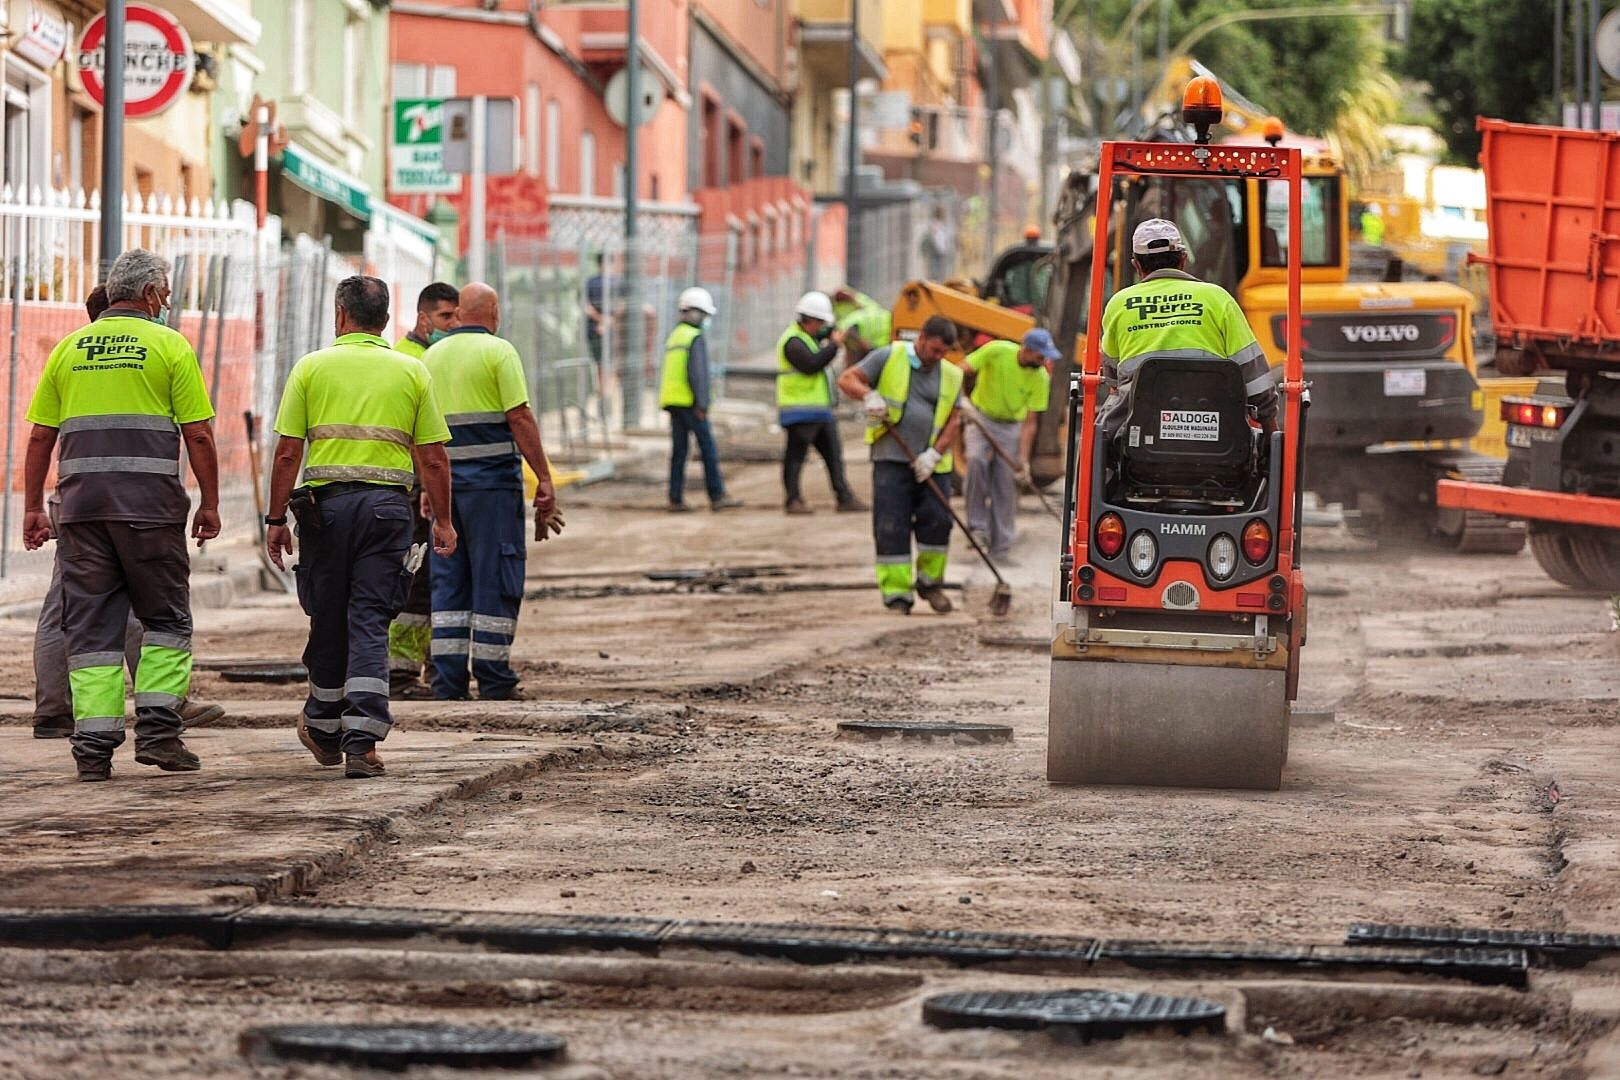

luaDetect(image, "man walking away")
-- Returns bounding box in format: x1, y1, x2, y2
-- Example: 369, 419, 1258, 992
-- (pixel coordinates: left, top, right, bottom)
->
266, 275, 456, 778
22, 249, 221, 781
394, 281, 460, 360
837, 315, 963, 615
778, 291, 865, 515
423, 283, 558, 701
389, 281, 460, 697
962, 327, 1057, 560
660, 287, 742, 513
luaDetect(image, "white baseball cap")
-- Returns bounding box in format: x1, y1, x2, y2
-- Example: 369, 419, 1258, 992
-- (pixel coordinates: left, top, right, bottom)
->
1132, 218, 1186, 255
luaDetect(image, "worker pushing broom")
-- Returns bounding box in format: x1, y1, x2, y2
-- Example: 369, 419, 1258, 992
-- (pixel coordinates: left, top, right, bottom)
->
837, 314, 1013, 617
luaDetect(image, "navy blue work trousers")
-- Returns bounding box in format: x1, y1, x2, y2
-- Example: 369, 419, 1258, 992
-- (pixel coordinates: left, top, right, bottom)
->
667, 406, 725, 505
429, 485, 525, 700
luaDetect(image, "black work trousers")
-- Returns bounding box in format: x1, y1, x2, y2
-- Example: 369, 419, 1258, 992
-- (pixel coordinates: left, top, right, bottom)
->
782, 420, 856, 505
294, 484, 414, 755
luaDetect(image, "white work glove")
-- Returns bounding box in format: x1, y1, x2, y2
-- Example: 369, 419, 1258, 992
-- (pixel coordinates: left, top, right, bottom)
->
862, 390, 888, 423
912, 447, 942, 482
1014, 463, 1033, 487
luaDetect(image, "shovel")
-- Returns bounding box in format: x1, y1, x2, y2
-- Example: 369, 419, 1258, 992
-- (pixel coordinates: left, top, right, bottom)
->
881, 425, 1013, 617
962, 411, 1062, 523
245, 410, 294, 594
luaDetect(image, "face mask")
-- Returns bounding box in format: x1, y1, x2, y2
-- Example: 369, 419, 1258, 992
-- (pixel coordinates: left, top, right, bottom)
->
428, 328, 449, 343
700, 316, 713, 332
157, 303, 171, 326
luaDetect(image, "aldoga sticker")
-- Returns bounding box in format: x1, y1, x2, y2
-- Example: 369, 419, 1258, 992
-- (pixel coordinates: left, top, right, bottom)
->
1159, 410, 1220, 441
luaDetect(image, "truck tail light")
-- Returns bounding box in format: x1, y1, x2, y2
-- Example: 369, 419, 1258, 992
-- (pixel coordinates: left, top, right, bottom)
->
1501, 397, 1568, 429
1095, 513, 1126, 558
1242, 519, 1273, 564
1436, 313, 1457, 348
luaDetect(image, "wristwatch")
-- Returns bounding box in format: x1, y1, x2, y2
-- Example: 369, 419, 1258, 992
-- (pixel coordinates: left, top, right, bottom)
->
264, 514, 287, 526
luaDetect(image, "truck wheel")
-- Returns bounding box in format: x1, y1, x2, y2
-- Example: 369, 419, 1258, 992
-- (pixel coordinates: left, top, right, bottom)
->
1568, 531, 1620, 591
1528, 529, 1595, 590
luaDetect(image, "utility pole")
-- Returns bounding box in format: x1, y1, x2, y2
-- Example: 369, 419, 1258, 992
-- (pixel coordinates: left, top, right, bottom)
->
984, 27, 997, 260
1589, 0, 1601, 131
1555, 0, 1565, 125
98, 0, 126, 280
469, 95, 487, 280
1576, 0, 1587, 127
624, 0, 643, 427
844, 0, 861, 289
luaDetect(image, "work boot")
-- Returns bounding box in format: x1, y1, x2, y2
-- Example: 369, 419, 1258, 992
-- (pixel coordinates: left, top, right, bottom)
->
134, 739, 201, 772
836, 497, 869, 513
76, 760, 112, 783
884, 596, 914, 615
917, 583, 954, 614
297, 716, 342, 767
668, 501, 695, 513
711, 496, 744, 512
32, 716, 72, 739
345, 750, 386, 779
784, 498, 814, 515
179, 700, 225, 729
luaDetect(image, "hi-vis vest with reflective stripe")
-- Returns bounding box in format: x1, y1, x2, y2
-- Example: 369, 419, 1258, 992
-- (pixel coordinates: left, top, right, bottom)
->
864, 346, 963, 473
775, 324, 833, 410
659, 322, 701, 408
286, 335, 432, 488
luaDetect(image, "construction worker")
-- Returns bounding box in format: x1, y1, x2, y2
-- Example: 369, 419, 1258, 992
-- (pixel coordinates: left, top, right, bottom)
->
832, 286, 892, 365
394, 281, 460, 359
21, 249, 221, 781
962, 327, 1058, 560
30, 284, 225, 740
660, 287, 742, 512
422, 282, 558, 701
388, 281, 460, 697
266, 275, 456, 778
778, 291, 865, 515
1100, 219, 1278, 439
837, 314, 963, 615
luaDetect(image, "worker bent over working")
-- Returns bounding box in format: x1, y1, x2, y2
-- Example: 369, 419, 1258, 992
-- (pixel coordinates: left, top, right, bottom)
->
22, 249, 222, 781
1100, 219, 1278, 439
831, 286, 892, 366
961, 327, 1057, 561
267, 275, 457, 779
837, 315, 963, 615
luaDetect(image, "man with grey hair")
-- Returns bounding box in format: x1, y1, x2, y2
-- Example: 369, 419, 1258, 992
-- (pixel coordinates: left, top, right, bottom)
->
22, 248, 222, 781
265, 275, 456, 779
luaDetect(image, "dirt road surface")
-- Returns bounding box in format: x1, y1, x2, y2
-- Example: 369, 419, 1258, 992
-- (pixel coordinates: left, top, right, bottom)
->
0, 431, 1617, 1078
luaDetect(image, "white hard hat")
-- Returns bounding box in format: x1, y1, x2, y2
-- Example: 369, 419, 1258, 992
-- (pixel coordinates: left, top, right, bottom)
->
796, 291, 835, 322
678, 286, 717, 316
1132, 218, 1186, 255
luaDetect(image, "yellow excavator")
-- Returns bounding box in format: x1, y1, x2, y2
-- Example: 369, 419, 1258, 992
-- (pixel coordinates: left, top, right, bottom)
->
892, 60, 1519, 552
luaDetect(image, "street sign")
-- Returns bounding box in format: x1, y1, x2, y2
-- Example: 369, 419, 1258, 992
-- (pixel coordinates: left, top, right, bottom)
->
391, 98, 459, 194
76, 3, 194, 118
442, 97, 517, 176
1598, 9, 1620, 83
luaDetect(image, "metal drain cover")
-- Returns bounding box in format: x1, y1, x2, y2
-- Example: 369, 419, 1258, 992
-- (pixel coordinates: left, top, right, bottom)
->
217, 661, 309, 684
923, 989, 1225, 1040
837, 720, 1013, 743
241, 1024, 566, 1069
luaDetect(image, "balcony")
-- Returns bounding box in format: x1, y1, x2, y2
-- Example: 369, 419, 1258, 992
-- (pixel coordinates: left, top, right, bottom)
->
796, 0, 887, 83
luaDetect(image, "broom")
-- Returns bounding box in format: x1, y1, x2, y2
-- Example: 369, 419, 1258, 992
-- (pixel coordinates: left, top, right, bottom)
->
881, 425, 1013, 617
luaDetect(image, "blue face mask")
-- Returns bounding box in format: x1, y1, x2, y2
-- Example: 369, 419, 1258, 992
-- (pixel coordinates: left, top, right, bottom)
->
701, 316, 713, 332
907, 342, 922, 370
427, 328, 449, 343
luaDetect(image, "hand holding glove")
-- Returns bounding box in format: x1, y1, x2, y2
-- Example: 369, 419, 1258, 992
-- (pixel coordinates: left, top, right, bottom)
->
862, 390, 888, 423
912, 447, 942, 482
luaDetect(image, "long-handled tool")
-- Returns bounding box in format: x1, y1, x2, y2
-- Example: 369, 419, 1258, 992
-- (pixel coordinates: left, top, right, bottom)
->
881, 425, 1012, 617
245, 410, 294, 594
963, 411, 1062, 522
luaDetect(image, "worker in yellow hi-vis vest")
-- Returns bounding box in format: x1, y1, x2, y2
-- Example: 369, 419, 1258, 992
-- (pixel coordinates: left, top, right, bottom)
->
660, 287, 742, 512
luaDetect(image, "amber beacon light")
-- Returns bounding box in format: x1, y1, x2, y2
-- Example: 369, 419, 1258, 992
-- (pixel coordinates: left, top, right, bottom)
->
1181, 76, 1224, 144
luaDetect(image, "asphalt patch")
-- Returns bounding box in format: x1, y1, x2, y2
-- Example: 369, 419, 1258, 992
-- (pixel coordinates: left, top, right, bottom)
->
241, 1023, 566, 1069
922, 988, 1226, 1040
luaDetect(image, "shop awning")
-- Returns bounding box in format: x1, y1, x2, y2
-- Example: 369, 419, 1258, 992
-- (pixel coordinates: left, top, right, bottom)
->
281, 143, 370, 221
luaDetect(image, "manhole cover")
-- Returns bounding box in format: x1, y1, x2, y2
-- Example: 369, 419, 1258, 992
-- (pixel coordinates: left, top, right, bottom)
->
218, 662, 309, 684
241, 1024, 566, 1069
922, 989, 1225, 1040
836, 720, 1013, 743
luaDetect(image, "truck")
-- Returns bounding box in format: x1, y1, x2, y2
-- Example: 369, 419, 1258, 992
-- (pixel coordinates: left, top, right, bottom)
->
1436, 118, 1620, 590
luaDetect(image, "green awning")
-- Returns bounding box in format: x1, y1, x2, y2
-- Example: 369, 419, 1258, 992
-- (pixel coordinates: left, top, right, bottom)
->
281, 142, 371, 221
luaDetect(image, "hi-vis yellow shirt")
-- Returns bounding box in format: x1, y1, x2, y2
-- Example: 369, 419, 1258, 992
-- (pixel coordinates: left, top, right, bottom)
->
274, 333, 450, 487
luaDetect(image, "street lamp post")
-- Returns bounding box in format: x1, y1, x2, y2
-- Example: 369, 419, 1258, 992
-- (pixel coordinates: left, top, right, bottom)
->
98, 0, 127, 279
844, 0, 861, 289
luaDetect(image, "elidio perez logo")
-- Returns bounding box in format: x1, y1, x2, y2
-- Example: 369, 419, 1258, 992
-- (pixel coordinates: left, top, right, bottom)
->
1340, 323, 1421, 343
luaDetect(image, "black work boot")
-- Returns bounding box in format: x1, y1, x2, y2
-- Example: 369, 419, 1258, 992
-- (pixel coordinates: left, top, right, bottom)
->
134, 739, 201, 772
916, 583, 954, 614
76, 759, 112, 782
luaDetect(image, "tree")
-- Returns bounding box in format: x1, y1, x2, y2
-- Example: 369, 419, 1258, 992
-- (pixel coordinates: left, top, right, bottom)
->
1400, 0, 1556, 163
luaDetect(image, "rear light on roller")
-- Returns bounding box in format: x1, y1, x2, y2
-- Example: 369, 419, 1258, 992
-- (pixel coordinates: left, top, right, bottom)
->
1207, 535, 1237, 581
1242, 519, 1273, 564
1097, 586, 1127, 602
1095, 513, 1126, 558
1236, 592, 1266, 609
1127, 532, 1157, 577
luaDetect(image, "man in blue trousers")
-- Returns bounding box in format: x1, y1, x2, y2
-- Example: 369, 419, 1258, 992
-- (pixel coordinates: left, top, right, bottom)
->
422, 282, 558, 700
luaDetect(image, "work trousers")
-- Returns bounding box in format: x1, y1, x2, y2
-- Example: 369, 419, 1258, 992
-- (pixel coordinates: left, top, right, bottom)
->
782, 420, 856, 505
57, 521, 193, 769
295, 485, 415, 755
667, 407, 725, 505
964, 415, 1023, 558
386, 487, 433, 691
34, 556, 142, 726
872, 461, 952, 602
430, 486, 525, 700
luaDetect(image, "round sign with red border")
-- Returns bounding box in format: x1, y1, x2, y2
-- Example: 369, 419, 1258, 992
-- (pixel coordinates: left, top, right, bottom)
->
77, 4, 194, 118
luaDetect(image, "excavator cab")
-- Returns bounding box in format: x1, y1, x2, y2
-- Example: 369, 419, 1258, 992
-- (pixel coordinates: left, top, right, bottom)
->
1047, 79, 1308, 791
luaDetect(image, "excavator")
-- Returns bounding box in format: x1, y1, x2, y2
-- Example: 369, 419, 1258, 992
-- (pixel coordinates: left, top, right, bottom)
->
892, 60, 1520, 553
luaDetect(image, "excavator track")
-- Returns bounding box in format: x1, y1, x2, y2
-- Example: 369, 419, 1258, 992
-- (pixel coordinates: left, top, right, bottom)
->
1439, 454, 1529, 554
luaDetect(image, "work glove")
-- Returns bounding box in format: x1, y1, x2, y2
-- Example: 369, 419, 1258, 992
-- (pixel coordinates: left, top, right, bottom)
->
535, 506, 567, 542
1014, 462, 1033, 488
912, 447, 942, 482
862, 390, 888, 423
